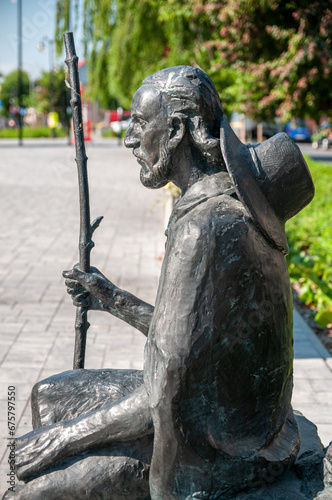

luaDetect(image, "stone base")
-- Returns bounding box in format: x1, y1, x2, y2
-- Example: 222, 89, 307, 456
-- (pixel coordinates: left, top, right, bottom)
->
3, 412, 332, 499
233, 411, 332, 500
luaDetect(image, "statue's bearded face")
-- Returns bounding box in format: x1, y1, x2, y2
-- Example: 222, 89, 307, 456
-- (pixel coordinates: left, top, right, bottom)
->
125, 86, 174, 189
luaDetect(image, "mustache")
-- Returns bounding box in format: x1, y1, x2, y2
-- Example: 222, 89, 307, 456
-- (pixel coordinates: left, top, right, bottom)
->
133, 138, 170, 171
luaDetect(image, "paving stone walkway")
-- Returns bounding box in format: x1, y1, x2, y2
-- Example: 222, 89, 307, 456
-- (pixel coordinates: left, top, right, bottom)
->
0, 138, 331, 497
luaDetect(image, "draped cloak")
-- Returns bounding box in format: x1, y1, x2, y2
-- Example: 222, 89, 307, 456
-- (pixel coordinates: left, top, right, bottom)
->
145, 170, 300, 494
16, 170, 301, 499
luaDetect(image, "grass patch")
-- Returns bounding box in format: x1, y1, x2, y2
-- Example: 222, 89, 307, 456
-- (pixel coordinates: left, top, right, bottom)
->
0, 126, 67, 138
286, 155, 332, 327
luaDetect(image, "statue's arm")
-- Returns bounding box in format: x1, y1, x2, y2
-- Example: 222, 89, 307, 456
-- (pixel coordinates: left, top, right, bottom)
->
16, 384, 152, 481
63, 266, 154, 336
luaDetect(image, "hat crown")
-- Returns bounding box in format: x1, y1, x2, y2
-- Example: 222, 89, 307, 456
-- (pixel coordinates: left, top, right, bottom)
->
250, 133, 315, 223
220, 117, 315, 254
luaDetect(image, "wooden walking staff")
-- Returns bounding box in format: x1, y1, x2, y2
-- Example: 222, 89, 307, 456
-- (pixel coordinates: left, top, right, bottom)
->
64, 32, 103, 369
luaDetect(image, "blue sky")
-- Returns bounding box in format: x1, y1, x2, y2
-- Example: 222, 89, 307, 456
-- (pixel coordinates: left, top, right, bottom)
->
0, 0, 84, 81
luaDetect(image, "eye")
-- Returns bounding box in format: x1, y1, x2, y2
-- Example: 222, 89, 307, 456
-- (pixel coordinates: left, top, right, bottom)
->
133, 115, 147, 127
137, 118, 147, 128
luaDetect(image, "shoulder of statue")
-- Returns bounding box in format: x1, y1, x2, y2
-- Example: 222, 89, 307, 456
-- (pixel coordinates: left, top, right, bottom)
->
167, 196, 252, 250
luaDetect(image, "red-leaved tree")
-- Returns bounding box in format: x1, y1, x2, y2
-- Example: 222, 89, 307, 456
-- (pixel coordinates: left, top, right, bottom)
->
194, 0, 332, 122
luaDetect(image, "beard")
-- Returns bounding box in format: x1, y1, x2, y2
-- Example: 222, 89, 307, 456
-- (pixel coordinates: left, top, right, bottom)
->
139, 139, 173, 189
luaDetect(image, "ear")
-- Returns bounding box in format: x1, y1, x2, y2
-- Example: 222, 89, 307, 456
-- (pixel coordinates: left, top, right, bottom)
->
168, 115, 185, 151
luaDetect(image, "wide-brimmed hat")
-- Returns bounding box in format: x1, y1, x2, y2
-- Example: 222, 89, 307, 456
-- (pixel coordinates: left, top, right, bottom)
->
220, 116, 315, 255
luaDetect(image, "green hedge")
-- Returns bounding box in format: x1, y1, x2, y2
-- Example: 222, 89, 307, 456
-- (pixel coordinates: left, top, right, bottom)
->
286, 156, 332, 327
0, 126, 67, 138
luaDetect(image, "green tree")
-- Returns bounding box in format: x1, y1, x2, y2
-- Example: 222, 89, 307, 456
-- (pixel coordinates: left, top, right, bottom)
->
195, 0, 332, 122
55, 0, 236, 111
30, 68, 68, 118
55, 0, 332, 121
0, 70, 30, 117
55, 0, 71, 54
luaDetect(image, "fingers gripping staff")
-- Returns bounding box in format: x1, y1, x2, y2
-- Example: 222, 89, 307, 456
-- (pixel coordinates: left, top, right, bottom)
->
64, 32, 103, 369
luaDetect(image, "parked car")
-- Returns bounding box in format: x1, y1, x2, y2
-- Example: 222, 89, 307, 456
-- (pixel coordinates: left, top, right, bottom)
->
251, 122, 282, 140
311, 123, 332, 150
229, 113, 282, 141
284, 119, 312, 142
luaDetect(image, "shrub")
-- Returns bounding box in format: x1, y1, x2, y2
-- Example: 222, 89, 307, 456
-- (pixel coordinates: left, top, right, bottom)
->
0, 126, 67, 138
286, 156, 332, 327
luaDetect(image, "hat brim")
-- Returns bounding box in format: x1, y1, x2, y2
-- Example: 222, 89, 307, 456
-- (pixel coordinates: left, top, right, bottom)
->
220, 116, 289, 255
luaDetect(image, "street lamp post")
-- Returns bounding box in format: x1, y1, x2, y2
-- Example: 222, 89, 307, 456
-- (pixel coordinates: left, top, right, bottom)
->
17, 0, 23, 146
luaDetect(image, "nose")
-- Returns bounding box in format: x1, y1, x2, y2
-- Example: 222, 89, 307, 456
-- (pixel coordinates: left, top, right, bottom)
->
124, 122, 139, 149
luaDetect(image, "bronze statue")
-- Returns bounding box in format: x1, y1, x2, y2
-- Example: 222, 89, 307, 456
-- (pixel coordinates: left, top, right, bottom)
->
7, 66, 316, 499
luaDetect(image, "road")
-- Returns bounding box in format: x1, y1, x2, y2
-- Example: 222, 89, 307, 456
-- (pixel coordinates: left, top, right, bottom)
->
297, 142, 332, 164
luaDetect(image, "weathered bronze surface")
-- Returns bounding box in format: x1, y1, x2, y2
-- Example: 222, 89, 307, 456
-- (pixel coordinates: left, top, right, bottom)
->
6, 65, 322, 499
64, 32, 103, 369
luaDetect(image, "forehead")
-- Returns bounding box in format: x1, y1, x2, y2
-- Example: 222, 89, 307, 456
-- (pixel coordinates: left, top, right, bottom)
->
131, 85, 164, 120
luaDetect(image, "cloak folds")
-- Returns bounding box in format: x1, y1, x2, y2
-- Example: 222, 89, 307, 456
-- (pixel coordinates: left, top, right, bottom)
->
145, 170, 300, 496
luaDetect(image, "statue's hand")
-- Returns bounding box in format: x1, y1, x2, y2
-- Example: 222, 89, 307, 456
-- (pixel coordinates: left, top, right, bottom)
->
63, 265, 118, 311
16, 423, 67, 481
64, 265, 153, 333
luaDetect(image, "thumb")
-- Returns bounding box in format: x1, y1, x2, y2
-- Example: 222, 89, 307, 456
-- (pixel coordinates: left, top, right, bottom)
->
62, 268, 89, 283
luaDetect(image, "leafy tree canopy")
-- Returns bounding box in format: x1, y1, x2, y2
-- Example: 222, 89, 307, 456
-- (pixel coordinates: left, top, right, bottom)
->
28, 67, 69, 124
55, 0, 236, 111
55, 0, 332, 122
30, 68, 66, 113
0, 70, 30, 117
195, 0, 332, 122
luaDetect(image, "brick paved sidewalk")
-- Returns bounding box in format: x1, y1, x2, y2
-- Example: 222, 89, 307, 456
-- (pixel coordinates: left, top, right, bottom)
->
0, 138, 331, 497
0, 138, 165, 495
292, 308, 332, 447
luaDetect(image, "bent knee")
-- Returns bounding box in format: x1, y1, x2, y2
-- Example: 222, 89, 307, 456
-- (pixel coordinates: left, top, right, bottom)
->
31, 371, 76, 429
31, 378, 56, 429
